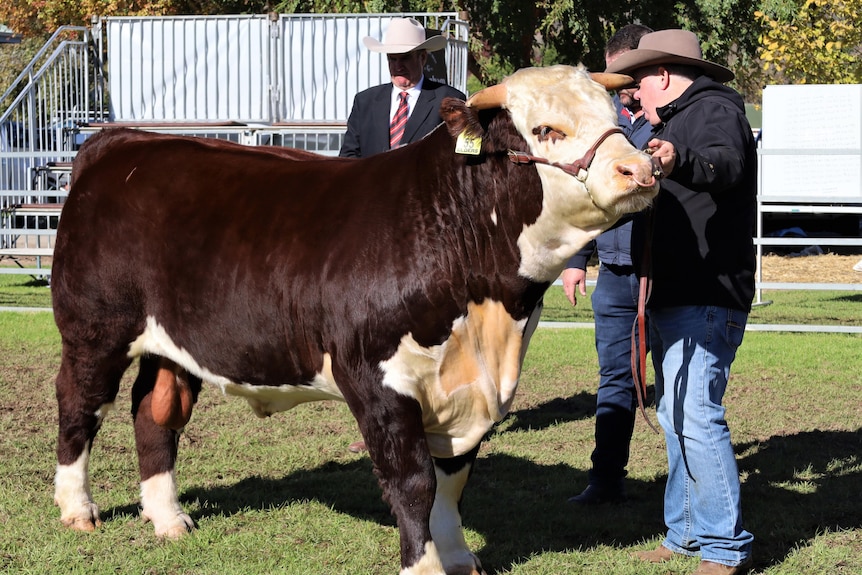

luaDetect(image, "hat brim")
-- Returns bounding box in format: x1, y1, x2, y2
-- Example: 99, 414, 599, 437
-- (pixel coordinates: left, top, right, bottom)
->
605, 48, 734, 83
363, 34, 448, 54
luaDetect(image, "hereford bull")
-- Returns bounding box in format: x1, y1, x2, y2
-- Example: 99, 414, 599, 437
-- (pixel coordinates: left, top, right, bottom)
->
51, 64, 658, 575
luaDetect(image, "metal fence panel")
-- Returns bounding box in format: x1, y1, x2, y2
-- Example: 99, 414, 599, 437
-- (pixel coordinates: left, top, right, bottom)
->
275, 13, 466, 123
107, 15, 272, 122
106, 13, 467, 124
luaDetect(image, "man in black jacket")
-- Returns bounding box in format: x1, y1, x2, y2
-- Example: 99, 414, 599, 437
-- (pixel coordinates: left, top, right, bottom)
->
339, 17, 465, 158
606, 29, 755, 575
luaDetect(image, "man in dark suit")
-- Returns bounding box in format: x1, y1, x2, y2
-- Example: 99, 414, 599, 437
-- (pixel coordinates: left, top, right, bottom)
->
339, 17, 466, 158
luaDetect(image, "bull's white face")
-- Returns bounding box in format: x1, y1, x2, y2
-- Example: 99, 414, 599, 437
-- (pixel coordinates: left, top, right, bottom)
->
501, 65, 659, 281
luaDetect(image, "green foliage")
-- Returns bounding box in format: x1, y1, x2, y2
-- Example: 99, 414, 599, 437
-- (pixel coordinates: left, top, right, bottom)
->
273, 0, 457, 13
0, 36, 42, 107
756, 0, 862, 84
673, 0, 765, 101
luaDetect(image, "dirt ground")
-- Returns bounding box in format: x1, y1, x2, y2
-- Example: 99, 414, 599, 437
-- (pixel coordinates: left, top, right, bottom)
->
757, 253, 862, 284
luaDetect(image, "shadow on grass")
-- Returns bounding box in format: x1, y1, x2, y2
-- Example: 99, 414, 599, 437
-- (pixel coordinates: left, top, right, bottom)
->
831, 293, 862, 303
100, 428, 862, 574
736, 428, 862, 568
500, 391, 597, 432
499, 386, 656, 434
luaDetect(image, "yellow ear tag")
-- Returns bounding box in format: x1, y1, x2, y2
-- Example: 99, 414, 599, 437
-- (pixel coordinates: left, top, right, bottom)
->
455, 130, 482, 155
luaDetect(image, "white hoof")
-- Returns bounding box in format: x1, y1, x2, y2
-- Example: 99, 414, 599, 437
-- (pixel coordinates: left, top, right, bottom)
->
59, 502, 102, 532
150, 512, 195, 539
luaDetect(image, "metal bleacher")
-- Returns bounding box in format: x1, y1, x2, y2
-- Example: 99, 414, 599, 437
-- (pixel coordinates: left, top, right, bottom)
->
0, 13, 469, 279
0, 22, 91, 278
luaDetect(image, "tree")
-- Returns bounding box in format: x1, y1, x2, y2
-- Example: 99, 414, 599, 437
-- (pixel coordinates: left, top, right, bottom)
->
1, 0, 770, 99
0, 1, 270, 38
756, 0, 862, 84
672, 0, 765, 103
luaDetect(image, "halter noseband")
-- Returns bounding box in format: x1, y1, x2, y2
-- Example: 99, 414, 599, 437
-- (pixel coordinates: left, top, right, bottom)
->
507, 127, 624, 182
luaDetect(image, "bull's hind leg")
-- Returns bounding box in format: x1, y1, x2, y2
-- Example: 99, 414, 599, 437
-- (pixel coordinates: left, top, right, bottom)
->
131, 356, 201, 538
54, 344, 131, 531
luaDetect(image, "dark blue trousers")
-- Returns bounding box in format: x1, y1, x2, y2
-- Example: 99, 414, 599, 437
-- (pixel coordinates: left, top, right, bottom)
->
587, 263, 647, 486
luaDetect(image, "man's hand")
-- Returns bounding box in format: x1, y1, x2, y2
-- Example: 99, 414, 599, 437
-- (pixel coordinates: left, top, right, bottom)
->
646, 137, 676, 178
562, 267, 587, 306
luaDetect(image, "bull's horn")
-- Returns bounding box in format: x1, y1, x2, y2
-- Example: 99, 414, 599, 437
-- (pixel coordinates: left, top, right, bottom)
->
590, 72, 636, 91
466, 83, 508, 110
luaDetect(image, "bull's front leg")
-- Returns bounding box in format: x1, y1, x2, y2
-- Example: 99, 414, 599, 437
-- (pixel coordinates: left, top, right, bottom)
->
345, 388, 482, 575
343, 387, 443, 574
131, 356, 198, 538
431, 445, 484, 575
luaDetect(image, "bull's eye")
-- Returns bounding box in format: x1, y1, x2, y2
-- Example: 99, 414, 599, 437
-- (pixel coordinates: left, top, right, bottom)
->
532, 125, 565, 143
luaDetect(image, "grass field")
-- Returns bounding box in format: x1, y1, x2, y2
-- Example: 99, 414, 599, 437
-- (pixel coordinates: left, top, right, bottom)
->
0, 300, 860, 574
3, 268, 862, 327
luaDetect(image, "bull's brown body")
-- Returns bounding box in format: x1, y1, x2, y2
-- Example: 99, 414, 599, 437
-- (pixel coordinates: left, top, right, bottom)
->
52, 65, 657, 575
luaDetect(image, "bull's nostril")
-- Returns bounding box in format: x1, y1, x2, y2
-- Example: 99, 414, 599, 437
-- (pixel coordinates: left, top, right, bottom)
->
616, 163, 640, 177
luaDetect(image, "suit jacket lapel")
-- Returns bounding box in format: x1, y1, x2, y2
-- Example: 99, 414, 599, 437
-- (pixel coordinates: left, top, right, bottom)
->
371, 84, 394, 151
403, 87, 438, 144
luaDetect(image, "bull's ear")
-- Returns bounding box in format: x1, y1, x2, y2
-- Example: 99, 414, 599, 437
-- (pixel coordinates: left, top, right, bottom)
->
590, 72, 636, 91
466, 83, 507, 110
440, 97, 482, 138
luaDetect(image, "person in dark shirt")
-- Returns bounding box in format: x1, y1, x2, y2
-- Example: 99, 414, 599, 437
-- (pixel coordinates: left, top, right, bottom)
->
564, 23, 653, 506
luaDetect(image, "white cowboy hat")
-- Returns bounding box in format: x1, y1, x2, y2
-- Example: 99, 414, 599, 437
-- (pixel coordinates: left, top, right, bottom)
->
605, 29, 734, 83
362, 17, 447, 54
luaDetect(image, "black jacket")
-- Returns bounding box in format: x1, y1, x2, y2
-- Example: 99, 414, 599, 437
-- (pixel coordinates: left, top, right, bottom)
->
339, 78, 466, 158
635, 75, 757, 312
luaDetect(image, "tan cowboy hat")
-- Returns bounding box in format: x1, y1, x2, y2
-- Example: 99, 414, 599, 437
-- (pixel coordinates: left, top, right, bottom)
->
605, 29, 734, 83
362, 17, 447, 54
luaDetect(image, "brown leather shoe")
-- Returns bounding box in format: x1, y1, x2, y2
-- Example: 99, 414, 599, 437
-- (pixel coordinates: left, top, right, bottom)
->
348, 439, 367, 453
632, 545, 678, 563
691, 559, 752, 575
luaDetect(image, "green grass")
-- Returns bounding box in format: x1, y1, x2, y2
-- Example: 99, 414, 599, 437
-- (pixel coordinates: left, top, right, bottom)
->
540, 283, 862, 327
0, 272, 52, 308
4, 271, 862, 328
0, 311, 860, 574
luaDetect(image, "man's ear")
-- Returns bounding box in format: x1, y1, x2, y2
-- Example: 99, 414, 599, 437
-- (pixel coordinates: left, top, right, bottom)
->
657, 66, 671, 88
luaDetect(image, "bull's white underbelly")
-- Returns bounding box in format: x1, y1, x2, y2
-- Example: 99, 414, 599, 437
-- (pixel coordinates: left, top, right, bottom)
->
128, 301, 530, 455
127, 318, 344, 417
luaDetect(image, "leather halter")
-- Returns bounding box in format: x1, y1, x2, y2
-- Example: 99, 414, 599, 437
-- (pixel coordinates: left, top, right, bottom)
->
508, 125, 662, 433
507, 127, 624, 182
508, 124, 661, 432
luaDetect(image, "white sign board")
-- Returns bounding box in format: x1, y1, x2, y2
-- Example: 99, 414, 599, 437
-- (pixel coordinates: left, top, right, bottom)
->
760, 84, 862, 199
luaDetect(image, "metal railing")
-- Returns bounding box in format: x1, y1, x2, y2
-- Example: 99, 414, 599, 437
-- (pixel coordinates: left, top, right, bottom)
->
1, 25, 106, 274
0, 25, 105, 191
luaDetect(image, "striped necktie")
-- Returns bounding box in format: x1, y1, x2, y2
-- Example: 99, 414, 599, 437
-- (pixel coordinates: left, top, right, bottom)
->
389, 91, 410, 148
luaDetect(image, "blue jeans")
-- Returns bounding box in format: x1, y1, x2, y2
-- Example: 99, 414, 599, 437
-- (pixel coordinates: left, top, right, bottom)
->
588, 263, 645, 486
650, 305, 754, 566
